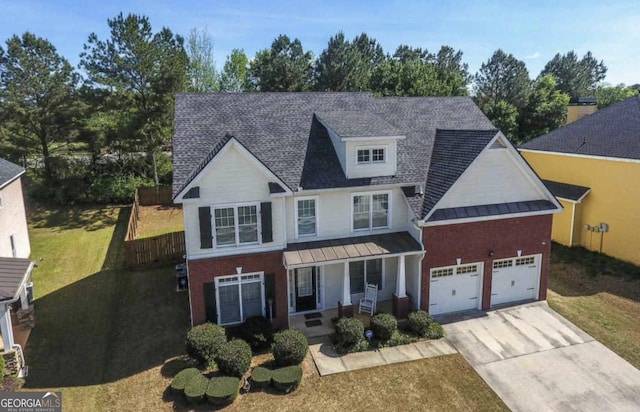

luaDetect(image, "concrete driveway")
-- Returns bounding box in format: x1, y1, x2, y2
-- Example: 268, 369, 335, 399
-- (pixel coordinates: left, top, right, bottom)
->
443, 302, 640, 411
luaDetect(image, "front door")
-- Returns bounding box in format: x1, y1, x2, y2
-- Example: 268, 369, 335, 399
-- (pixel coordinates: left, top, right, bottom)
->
295, 267, 316, 312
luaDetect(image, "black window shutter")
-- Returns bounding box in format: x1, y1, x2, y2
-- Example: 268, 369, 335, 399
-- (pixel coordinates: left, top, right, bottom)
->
203, 281, 217, 323
199, 206, 213, 248
261, 202, 273, 243
264, 273, 276, 318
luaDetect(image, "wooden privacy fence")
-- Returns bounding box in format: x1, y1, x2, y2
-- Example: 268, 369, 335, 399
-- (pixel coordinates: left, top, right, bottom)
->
124, 231, 185, 268
137, 186, 173, 206
124, 186, 185, 268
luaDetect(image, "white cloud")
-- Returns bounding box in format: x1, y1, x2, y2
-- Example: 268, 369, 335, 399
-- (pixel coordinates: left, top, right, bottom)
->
524, 52, 541, 59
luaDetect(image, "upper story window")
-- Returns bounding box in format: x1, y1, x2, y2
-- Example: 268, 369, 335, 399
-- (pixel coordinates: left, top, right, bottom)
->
356, 146, 386, 165
352, 191, 390, 231
296, 197, 317, 237
214, 204, 259, 247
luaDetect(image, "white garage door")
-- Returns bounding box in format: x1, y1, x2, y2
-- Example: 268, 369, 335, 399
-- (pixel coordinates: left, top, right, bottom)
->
491, 255, 540, 307
429, 263, 482, 315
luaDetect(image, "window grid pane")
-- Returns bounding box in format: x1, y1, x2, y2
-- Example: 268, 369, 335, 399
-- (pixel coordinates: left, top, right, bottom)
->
241, 282, 262, 318
372, 148, 385, 162
357, 149, 370, 164
215, 208, 235, 245
219, 284, 241, 324
371, 194, 388, 228
238, 205, 258, 243
353, 196, 371, 230
349, 261, 365, 294
366, 259, 383, 290
297, 199, 316, 236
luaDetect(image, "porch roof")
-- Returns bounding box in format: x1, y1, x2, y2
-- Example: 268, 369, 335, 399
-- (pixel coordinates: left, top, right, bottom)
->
283, 232, 422, 268
0, 258, 34, 302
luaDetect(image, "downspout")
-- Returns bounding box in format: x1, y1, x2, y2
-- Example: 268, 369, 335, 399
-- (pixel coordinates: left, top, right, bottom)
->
569, 203, 576, 246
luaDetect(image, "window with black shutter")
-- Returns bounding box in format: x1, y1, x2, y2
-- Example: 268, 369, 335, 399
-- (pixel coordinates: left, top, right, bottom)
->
260, 202, 273, 243
198, 206, 213, 248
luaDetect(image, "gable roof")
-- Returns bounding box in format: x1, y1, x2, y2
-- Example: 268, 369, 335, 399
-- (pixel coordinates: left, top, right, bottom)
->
173, 93, 495, 215
542, 179, 590, 202
419, 129, 498, 218
0, 158, 25, 190
521, 94, 640, 160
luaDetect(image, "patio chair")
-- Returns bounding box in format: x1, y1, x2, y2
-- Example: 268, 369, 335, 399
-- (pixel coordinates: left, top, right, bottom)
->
359, 283, 378, 315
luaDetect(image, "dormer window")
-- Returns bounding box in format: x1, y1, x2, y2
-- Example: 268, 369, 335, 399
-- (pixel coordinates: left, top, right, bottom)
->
357, 146, 386, 165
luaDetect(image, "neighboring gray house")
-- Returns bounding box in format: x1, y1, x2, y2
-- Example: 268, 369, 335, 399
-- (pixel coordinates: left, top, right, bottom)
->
0, 158, 34, 376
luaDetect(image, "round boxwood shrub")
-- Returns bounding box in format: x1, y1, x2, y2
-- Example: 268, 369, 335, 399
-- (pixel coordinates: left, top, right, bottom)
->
427, 322, 444, 339
250, 366, 272, 389
206, 376, 240, 406
407, 310, 434, 337
0, 355, 5, 377
241, 316, 273, 351
335, 317, 364, 346
170, 368, 201, 395
183, 373, 209, 404
272, 329, 308, 366
215, 339, 252, 378
186, 323, 227, 365
370, 313, 397, 342
271, 365, 303, 393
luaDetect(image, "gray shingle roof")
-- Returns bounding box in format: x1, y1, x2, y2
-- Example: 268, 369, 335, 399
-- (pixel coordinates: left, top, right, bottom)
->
0, 257, 33, 301
419, 129, 498, 218
316, 110, 403, 138
542, 179, 590, 202
173, 93, 495, 218
0, 158, 25, 189
520, 94, 640, 160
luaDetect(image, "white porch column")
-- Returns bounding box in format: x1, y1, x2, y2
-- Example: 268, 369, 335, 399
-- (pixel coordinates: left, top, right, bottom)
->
341, 262, 352, 305
20, 285, 29, 310
0, 305, 14, 352
396, 255, 407, 298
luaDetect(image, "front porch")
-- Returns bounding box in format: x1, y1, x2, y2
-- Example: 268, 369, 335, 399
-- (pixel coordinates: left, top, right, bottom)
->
290, 299, 394, 338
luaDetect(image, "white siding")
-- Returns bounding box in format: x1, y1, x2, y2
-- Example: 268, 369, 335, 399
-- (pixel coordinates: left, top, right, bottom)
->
288, 187, 409, 243
0, 178, 30, 258
405, 255, 422, 309
345, 140, 397, 179
183, 144, 285, 259
438, 147, 546, 208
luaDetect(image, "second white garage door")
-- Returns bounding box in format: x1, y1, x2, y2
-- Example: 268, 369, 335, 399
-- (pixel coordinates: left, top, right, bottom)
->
491, 255, 540, 307
429, 263, 483, 315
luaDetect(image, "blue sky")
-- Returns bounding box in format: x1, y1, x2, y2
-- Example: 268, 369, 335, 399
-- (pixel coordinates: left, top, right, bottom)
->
0, 0, 638, 86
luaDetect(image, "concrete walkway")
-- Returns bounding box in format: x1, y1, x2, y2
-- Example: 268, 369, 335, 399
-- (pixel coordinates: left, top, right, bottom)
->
309, 336, 457, 376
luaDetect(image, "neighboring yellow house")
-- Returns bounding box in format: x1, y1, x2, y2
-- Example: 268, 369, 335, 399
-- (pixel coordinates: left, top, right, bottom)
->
520, 94, 640, 265
566, 96, 597, 124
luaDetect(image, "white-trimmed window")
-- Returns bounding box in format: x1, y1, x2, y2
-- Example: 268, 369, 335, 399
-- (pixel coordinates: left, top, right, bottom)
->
295, 197, 318, 237
215, 273, 264, 325
356, 146, 386, 164
350, 259, 383, 293
352, 191, 390, 231
213, 204, 259, 247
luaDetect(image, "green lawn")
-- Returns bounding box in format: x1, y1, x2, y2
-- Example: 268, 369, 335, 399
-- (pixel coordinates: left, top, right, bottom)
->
23, 203, 507, 411
547, 244, 640, 369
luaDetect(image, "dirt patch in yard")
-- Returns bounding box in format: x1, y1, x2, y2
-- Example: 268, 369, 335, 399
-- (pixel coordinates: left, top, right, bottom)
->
135, 205, 184, 239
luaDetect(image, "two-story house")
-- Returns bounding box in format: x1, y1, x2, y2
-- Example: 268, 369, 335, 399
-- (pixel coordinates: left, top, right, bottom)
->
0, 157, 34, 376
172, 93, 561, 330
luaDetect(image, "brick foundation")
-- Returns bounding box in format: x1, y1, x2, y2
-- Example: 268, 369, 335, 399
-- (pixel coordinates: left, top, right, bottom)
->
337, 302, 354, 318
392, 294, 410, 319
421, 214, 552, 312
187, 250, 289, 329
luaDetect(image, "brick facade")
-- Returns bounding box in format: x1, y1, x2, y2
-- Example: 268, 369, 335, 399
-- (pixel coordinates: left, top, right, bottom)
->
421, 214, 553, 311
187, 250, 289, 329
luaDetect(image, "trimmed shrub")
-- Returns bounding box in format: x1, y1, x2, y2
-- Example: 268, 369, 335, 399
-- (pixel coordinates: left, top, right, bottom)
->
271, 365, 303, 393
240, 316, 273, 351
170, 368, 201, 395
215, 339, 252, 378
272, 329, 308, 366
184, 373, 209, 404
0, 355, 5, 377
250, 366, 273, 389
370, 313, 397, 342
427, 322, 444, 339
407, 310, 434, 337
206, 376, 240, 406
186, 323, 227, 366
335, 317, 364, 346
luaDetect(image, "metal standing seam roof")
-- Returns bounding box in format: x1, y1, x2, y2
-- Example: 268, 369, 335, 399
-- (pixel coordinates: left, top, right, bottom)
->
0, 158, 25, 189
542, 179, 591, 202
427, 200, 558, 222
283, 232, 422, 268
521, 94, 640, 160
0, 257, 33, 301
172, 92, 496, 219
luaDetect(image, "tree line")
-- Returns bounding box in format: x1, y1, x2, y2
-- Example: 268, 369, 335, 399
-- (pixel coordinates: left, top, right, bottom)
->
0, 12, 636, 204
